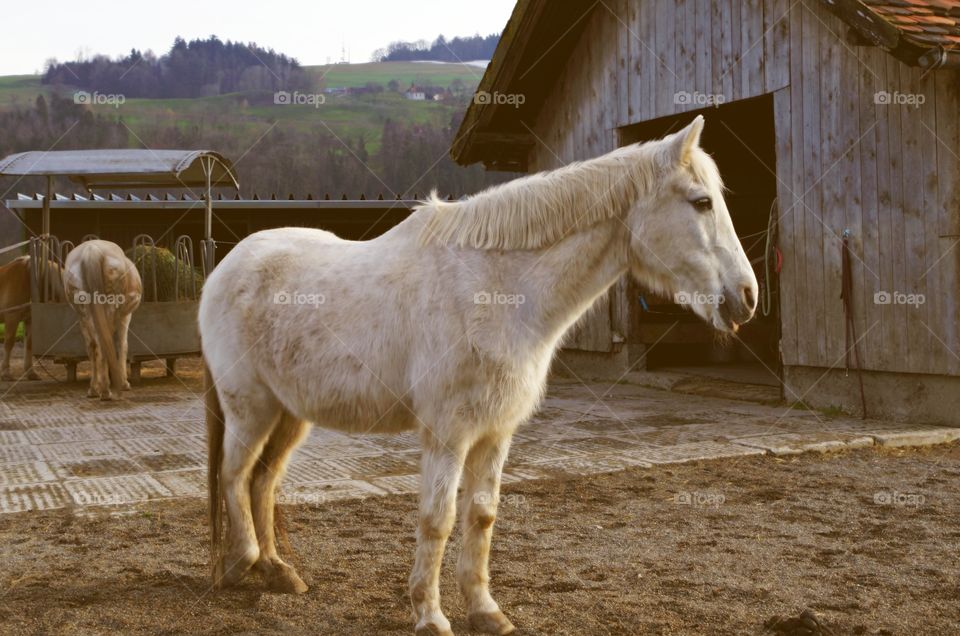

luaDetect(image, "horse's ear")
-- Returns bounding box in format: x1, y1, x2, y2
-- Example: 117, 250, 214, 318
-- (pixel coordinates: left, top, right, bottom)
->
669, 115, 704, 164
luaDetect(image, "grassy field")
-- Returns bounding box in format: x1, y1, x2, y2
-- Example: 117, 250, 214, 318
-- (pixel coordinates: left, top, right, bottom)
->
0, 62, 482, 151
307, 61, 484, 88
0, 74, 55, 108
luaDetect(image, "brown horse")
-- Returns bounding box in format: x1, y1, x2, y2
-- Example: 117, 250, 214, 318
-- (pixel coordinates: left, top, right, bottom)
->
64, 240, 142, 400
0, 255, 64, 381
0, 256, 35, 381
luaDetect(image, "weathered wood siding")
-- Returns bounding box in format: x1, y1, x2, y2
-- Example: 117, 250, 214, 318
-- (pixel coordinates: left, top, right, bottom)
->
527, 0, 959, 376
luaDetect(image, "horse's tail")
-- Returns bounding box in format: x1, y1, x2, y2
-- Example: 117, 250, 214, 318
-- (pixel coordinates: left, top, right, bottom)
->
204, 358, 225, 586
80, 251, 124, 393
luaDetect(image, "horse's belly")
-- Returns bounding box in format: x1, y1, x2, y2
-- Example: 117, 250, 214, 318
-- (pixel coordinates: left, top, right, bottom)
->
292, 387, 418, 435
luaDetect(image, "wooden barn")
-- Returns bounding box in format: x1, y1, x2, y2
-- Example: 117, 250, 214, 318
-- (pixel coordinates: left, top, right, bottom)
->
452, 0, 960, 424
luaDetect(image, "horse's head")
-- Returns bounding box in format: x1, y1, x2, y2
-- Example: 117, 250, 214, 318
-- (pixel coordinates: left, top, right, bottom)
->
626, 116, 758, 334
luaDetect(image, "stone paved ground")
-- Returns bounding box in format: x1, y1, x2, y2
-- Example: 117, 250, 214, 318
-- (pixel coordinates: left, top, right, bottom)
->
1, 360, 959, 514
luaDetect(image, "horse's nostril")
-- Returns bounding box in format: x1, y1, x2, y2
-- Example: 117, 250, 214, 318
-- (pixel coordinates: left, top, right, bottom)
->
742, 286, 755, 311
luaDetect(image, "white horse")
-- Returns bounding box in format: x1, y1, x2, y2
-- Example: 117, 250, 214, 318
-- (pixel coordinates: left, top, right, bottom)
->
63, 240, 142, 400
199, 116, 757, 635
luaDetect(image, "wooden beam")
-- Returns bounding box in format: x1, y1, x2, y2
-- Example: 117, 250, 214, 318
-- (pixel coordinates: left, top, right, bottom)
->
471, 132, 537, 147
820, 0, 900, 49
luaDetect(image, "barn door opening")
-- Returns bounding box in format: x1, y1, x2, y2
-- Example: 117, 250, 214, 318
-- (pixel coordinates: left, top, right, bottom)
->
619, 94, 781, 388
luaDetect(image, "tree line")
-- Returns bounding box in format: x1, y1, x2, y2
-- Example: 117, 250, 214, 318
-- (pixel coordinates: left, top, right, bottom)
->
42, 36, 310, 99
373, 34, 499, 63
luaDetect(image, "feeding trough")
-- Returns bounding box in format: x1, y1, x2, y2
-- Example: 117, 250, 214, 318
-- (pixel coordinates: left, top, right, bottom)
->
0, 149, 238, 381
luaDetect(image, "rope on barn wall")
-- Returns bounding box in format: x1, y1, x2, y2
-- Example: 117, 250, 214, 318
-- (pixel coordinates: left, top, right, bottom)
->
841, 229, 868, 419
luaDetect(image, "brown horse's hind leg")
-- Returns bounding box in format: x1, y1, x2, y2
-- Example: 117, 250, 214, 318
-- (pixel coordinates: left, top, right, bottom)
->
252, 412, 310, 594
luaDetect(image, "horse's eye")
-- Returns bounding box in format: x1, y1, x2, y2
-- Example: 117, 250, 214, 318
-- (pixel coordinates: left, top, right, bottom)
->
691, 197, 712, 212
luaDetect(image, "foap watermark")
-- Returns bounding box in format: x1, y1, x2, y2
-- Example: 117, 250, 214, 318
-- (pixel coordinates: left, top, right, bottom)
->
874, 91, 925, 108
74, 90, 125, 108
473, 491, 527, 508
273, 290, 326, 307
873, 290, 925, 308
674, 291, 725, 306
74, 290, 126, 306
474, 90, 525, 108
474, 290, 525, 307
276, 491, 329, 506
673, 91, 725, 107
674, 491, 725, 507
873, 490, 925, 507
274, 91, 326, 108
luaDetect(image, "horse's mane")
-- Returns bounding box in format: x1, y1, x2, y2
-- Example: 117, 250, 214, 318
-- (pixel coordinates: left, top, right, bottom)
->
418, 138, 681, 250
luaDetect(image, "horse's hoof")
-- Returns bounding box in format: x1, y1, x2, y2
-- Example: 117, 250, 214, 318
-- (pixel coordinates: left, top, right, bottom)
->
468, 610, 515, 635
414, 622, 454, 636
121, 381, 131, 391
100, 392, 115, 401
218, 550, 257, 588
260, 561, 309, 594
86, 388, 98, 398
25, 371, 40, 381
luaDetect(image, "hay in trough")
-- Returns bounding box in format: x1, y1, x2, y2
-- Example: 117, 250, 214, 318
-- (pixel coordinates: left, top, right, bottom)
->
125, 245, 204, 302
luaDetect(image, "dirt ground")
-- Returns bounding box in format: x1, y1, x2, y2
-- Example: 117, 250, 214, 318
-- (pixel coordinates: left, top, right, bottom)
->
1, 444, 958, 635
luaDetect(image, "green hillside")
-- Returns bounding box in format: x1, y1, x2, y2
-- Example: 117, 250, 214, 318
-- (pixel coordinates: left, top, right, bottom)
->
0, 63, 483, 153
309, 61, 484, 88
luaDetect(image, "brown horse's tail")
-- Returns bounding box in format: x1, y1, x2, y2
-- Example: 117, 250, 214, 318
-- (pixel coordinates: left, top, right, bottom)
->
204, 358, 225, 586
80, 252, 125, 393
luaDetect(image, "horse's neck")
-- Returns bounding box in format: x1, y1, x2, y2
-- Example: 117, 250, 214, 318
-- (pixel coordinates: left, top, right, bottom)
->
511, 218, 629, 345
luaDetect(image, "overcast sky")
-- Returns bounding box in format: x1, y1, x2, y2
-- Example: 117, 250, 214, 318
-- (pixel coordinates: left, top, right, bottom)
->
1, 0, 517, 75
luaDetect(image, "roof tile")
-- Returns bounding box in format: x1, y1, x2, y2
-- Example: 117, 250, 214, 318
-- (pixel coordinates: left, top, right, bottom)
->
860, 0, 960, 49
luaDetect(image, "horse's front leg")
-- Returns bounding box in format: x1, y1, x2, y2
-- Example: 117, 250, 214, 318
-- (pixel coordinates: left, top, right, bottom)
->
410, 432, 467, 636
458, 434, 515, 635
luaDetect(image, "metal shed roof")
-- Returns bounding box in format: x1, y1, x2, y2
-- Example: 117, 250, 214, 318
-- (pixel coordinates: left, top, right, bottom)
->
0, 149, 238, 190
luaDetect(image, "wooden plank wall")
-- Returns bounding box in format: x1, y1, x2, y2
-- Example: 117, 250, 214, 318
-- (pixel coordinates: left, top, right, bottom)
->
773, 2, 960, 376
526, 0, 959, 375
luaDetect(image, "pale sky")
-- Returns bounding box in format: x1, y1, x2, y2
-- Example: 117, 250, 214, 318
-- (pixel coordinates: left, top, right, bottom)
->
0, 0, 517, 75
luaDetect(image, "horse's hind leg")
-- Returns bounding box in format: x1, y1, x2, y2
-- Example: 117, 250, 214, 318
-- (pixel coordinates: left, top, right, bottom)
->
217, 387, 281, 588
251, 411, 310, 593
78, 318, 100, 398
114, 312, 133, 390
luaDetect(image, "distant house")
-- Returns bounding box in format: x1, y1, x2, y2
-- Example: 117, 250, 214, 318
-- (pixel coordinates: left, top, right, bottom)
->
404, 84, 426, 101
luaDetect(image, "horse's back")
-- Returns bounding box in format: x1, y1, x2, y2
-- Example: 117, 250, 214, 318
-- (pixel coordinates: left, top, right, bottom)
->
199, 222, 434, 431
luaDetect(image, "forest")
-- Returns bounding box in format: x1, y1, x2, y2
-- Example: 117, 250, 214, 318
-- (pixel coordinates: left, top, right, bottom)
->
41, 37, 310, 99
373, 34, 499, 63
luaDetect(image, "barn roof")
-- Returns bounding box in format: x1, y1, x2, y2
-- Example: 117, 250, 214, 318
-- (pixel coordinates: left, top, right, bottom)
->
450, 0, 596, 171
828, 0, 960, 68
0, 149, 239, 191
452, 0, 960, 169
